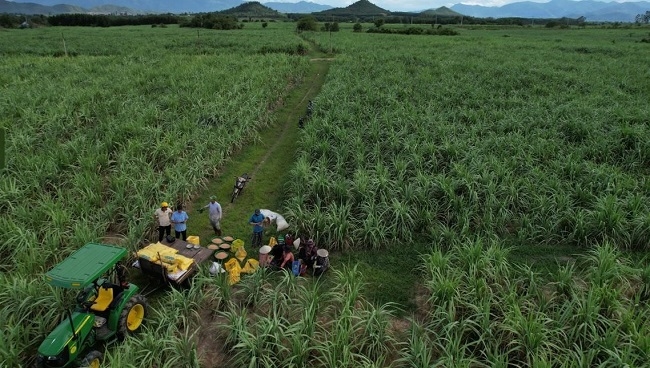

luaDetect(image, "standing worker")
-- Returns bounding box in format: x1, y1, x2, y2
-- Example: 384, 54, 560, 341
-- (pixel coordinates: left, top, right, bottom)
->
249, 209, 265, 248
154, 201, 173, 242
200, 196, 222, 236
171, 204, 189, 241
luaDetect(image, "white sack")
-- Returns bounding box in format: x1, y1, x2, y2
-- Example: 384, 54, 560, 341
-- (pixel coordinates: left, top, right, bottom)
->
260, 209, 290, 232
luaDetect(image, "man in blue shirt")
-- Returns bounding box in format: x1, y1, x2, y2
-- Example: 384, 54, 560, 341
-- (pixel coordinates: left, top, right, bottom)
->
249, 208, 265, 248
171, 204, 189, 241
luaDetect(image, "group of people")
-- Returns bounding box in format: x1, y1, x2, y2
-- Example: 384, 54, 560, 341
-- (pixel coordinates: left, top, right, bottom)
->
154, 201, 329, 277
153, 201, 190, 242
154, 201, 271, 246
265, 234, 328, 277
154, 197, 223, 242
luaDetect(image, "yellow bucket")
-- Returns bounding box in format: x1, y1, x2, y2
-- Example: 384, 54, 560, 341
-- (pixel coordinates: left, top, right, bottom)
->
187, 236, 200, 245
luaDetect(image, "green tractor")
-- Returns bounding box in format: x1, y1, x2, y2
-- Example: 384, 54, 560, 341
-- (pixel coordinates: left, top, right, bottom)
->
36, 243, 148, 368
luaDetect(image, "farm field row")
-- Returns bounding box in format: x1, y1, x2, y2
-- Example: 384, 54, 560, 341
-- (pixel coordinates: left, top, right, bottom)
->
294, 27, 649, 251
0, 24, 310, 366
1, 22, 648, 367
280, 25, 650, 366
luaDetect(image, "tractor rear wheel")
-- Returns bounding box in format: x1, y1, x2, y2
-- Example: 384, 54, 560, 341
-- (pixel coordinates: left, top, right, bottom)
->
118, 294, 147, 338
78, 350, 102, 368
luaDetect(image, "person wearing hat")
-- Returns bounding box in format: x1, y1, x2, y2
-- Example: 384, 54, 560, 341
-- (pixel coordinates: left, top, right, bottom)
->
200, 196, 222, 236
154, 202, 173, 242
249, 209, 265, 248
171, 204, 189, 241
314, 249, 329, 276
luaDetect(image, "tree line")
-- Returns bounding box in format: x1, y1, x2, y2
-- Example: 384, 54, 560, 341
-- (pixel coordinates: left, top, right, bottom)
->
636, 11, 650, 23
46, 13, 180, 27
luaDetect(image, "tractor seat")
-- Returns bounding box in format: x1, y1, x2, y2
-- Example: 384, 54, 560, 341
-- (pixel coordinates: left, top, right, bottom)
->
90, 286, 114, 312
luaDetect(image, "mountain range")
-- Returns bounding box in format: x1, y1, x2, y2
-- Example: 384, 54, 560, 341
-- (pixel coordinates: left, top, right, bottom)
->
3, 0, 649, 21
451, 0, 650, 22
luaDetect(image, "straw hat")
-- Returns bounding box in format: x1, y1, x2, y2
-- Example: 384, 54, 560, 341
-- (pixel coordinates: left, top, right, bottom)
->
223, 236, 234, 242
259, 245, 272, 255
215, 252, 228, 260
317, 249, 329, 257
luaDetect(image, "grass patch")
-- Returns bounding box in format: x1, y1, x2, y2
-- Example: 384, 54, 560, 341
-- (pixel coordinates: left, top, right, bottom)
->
332, 242, 431, 315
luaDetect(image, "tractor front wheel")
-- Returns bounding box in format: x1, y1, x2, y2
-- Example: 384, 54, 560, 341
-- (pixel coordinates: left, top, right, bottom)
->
118, 294, 147, 338
78, 350, 102, 368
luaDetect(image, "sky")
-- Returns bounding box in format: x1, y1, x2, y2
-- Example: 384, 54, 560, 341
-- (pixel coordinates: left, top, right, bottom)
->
296, 0, 532, 11
286, 0, 628, 12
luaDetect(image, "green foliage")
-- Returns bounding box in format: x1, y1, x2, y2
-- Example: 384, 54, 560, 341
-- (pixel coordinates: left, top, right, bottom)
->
296, 16, 319, 32
217, 267, 399, 367
322, 22, 339, 32
47, 14, 179, 27
353, 22, 362, 32
401, 241, 650, 366
0, 24, 310, 365
180, 14, 241, 30
259, 43, 308, 55
373, 18, 385, 28
48, 13, 111, 27
367, 26, 459, 35
635, 10, 650, 24
289, 27, 650, 252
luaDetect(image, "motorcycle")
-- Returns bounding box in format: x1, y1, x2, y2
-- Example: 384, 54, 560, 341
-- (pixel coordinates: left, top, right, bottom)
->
231, 173, 251, 203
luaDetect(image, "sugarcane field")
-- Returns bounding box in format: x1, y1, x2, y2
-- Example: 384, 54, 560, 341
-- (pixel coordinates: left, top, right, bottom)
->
1, 12, 650, 368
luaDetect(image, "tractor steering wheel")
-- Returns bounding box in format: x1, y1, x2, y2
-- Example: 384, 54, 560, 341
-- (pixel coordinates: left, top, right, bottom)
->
76, 284, 97, 309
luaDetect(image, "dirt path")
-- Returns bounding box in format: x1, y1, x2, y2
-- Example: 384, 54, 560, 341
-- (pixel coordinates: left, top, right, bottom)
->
186, 42, 332, 248
190, 43, 333, 368
238, 75, 321, 190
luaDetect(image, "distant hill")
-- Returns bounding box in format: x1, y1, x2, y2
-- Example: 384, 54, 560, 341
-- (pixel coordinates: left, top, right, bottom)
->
0, 0, 84, 14
421, 6, 462, 16
88, 4, 134, 13
0, 0, 135, 14
7, 0, 246, 13
4, 0, 649, 21
220, 1, 286, 17
263, 1, 331, 13
316, 0, 388, 16
450, 0, 650, 22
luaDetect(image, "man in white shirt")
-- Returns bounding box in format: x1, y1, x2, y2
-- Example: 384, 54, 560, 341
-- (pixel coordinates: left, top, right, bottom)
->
154, 202, 173, 242
201, 196, 222, 236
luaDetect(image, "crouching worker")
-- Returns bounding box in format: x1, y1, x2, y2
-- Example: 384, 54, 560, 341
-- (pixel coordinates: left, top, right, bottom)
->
298, 239, 317, 269
268, 237, 285, 270
313, 249, 329, 276
279, 245, 294, 272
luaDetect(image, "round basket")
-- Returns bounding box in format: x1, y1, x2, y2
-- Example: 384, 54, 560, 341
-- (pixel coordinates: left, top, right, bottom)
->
208, 244, 219, 250
214, 252, 228, 260
219, 243, 231, 250
212, 238, 224, 245
223, 236, 234, 242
